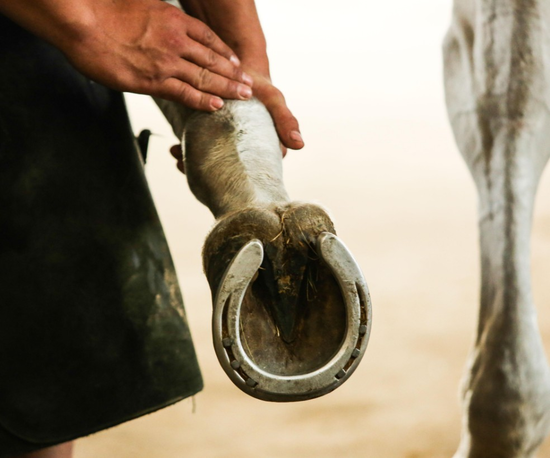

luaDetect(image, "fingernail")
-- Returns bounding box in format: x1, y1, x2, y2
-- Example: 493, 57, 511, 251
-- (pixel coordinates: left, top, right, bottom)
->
238, 85, 252, 99
230, 55, 241, 66
290, 130, 303, 144
242, 72, 253, 86
211, 97, 224, 109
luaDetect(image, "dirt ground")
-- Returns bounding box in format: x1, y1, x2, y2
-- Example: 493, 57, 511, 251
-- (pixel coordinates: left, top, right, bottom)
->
75, 1, 550, 456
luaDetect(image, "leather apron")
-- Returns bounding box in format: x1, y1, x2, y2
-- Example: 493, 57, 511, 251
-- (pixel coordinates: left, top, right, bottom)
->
0, 15, 202, 457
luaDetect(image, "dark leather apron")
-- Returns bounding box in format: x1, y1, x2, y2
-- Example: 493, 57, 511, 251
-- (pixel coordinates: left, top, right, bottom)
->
0, 15, 202, 457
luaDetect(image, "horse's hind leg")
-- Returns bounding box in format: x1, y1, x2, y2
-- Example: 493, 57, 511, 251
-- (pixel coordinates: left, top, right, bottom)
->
443, 0, 550, 456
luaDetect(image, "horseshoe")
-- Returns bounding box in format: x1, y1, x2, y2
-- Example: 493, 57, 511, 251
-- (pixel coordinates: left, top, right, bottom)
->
212, 232, 372, 402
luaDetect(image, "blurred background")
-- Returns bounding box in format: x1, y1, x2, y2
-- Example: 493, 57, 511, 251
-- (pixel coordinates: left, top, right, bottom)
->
76, 0, 550, 456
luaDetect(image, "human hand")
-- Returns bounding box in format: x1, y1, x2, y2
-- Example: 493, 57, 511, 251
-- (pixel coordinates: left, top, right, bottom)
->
242, 68, 304, 156
170, 144, 185, 174
168, 70, 303, 168
59, 0, 253, 111
175, 0, 304, 154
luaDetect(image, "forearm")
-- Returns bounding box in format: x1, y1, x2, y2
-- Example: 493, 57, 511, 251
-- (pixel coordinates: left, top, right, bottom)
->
179, 0, 269, 75
0, 0, 96, 52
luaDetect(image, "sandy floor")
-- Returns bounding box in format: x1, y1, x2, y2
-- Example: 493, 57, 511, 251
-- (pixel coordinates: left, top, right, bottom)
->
74, 1, 550, 456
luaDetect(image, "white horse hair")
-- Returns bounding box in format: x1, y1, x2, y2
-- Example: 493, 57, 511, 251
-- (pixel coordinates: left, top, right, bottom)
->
444, 0, 550, 456
155, 97, 290, 218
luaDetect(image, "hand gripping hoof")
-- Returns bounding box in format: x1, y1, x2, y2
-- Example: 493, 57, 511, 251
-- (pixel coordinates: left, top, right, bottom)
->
212, 232, 372, 402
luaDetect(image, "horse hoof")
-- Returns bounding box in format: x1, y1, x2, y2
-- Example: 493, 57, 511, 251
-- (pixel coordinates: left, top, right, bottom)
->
205, 205, 372, 401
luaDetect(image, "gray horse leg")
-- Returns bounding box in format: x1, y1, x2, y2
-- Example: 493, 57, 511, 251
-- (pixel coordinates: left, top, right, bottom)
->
443, 0, 550, 456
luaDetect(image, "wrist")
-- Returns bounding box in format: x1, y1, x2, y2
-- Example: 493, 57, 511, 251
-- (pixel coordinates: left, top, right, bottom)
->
51, 10, 97, 55
228, 34, 270, 78
209, 28, 269, 77
238, 48, 270, 78
180, 0, 270, 76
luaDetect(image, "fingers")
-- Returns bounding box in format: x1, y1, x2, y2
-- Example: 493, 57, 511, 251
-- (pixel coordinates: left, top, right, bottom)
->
158, 78, 223, 111
170, 144, 182, 160
186, 18, 240, 66
157, 54, 254, 111
173, 59, 253, 102
260, 88, 304, 150
280, 142, 288, 158
272, 104, 303, 150
181, 40, 253, 87
170, 144, 185, 174
158, 74, 251, 112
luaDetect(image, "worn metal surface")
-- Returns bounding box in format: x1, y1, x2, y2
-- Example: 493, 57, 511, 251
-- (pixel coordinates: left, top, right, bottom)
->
212, 233, 372, 402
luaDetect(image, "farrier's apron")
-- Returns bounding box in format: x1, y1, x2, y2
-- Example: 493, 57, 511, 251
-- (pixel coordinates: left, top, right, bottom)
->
0, 15, 202, 457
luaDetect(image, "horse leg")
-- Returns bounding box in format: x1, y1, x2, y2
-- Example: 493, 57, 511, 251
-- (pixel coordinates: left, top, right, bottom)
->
443, 1, 550, 456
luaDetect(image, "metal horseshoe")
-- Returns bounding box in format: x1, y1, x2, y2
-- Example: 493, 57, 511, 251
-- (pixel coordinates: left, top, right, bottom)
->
212, 232, 372, 402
